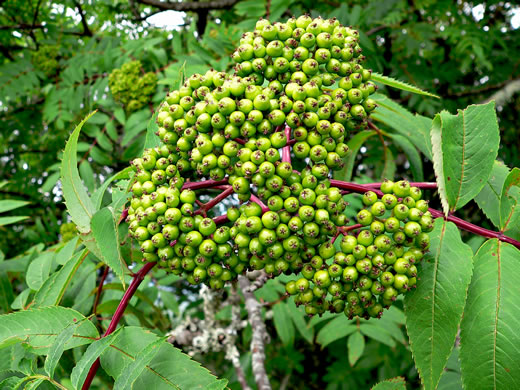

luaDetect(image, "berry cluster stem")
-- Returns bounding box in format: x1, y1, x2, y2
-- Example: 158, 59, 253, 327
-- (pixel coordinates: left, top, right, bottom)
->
330, 179, 520, 249
178, 178, 520, 249
250, 193, 269, 212
195, 186, 234, 216
282, 125, 292, 164
82, 261, 157, 390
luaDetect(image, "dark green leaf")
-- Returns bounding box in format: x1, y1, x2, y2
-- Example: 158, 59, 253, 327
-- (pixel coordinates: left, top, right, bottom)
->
371, 376, 406, 390
460, 240, 520, 389
272, 302, 295, 346
91, 208, 126, 287
347, 331, 365, 366
32, 250, 86, 307
71, 329, 123, 390
431, 102, 500, 213
499, 168, 520, 233
26, 252, 55, 291
100, 327, 228, 389
0, 200, 30, 214
475, 161, 510, 228
371, 94, 433, 159
335, 130, 376, 182
113, 337, 167, 390
44, 321, 79, 377
371, 72, 439, 98
404, 219, 473, 390
316, 315, 356, 348
60, 112, 97, 233
388, 134, 424, 181
0, 306, 98, 353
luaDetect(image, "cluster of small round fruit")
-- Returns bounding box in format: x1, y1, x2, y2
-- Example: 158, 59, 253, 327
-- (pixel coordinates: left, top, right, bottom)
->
108, 60, 157, 112
285, 180, 433, 318
59, 222, 78, 243
124, 16, 431, 319
32, 45, 60, 77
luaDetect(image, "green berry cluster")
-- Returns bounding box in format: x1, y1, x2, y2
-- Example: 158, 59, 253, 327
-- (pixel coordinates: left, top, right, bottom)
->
124, 16, 430, 320
32, 45, 60, 77
108, 60, 157, 112
287, 180, 433, 319
60, 222, 78, 243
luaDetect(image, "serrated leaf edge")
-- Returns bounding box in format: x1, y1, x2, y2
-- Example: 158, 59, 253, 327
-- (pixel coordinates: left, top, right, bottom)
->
430, 114, 450, 215
371, 73, 439, 98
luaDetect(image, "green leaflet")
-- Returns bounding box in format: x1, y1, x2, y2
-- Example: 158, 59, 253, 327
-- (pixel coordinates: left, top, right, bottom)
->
100, 326, 228, 389
371, 72, 439, 98
460, 240, 520, 389
0, 306, 98, 354
404, 219, 473, 390
60, 111, 97, 233
431, 102, 500, 213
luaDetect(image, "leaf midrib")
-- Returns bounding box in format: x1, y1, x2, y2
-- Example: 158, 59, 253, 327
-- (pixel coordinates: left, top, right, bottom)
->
429, 220, 446, 387
493, 240, 501, 390
453, 110, 467, 210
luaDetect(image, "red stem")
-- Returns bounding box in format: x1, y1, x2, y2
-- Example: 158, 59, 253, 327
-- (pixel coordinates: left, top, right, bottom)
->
330, 180, 520, 249
428, 208, 520, 249
250, 194, 269, 212
82, 261, 157, 390
118, 208, 129, 225
282, 125, 292, 164
93, 266, 109, 317
182, 179, 228, 190
214, 214, 229, 225
339, 224, 363, 235
195, 186, 234, 215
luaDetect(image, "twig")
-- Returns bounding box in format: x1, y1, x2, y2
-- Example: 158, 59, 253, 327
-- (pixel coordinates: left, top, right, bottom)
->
82, 261, 157, 390
182, 179, 228, 190
246, 270, 269, 292
194, 186, 234, 216
238, 275, 271, 390
250, 194, 269, 212
281, 125, 291, 164
73, 0, 93, 37
428, 208, 520, 249
93, 266, 109, 317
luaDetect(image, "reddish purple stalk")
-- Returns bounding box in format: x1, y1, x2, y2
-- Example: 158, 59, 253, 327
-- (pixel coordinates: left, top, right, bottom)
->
182, 179, 228, 190
82, 261, 157, 390
428, 208, 520, 249
250, 193, 269, 212
195, 186, 234, 216
282, 125, 292, 164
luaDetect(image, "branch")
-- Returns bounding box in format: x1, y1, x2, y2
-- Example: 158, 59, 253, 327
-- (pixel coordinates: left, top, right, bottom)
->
73, 0, 93, 37
250, 194, 269, 213
136, 0, 240, 11
82, 261, 157, 390
194, 186, 234, 216
238, 275, 271, 390
281, 125, 291, 164
245, 270, 269, 292
182, 179, 228, 190
0, 23, 45, 30
481, 78, 520, 106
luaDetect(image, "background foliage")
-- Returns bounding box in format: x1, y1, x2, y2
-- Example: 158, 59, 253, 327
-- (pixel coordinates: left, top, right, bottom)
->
1, 0, 519, 389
